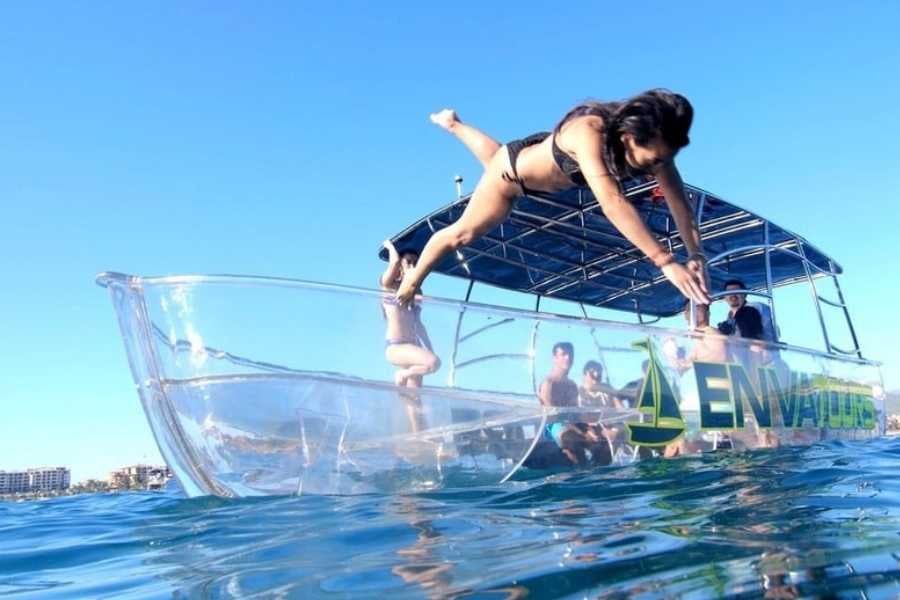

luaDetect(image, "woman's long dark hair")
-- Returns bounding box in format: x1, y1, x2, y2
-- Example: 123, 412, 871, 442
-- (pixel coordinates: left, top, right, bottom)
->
554, 89, 693, 179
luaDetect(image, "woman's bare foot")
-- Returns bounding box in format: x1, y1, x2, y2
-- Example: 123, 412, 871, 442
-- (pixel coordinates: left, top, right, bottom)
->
430, 108, 460, 132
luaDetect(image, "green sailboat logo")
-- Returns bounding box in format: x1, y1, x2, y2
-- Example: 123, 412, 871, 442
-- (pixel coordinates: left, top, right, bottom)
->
626, 339, 685, 446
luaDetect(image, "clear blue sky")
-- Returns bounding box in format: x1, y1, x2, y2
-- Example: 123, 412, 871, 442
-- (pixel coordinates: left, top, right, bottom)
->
2, 3, 898, 481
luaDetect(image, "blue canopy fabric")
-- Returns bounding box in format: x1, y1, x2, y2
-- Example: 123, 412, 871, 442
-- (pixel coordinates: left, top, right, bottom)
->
380, 179, 839, 318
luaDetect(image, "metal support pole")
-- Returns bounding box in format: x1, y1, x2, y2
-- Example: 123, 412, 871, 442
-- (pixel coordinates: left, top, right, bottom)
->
454, 175, 463, 200
763, 222, 779, 340
798, 242, 831, 353
830, 260, 863, 359
448, 279, 475, 387
695, 192, 707, 221
581, 302, 610, 384
529, 296, 542, 394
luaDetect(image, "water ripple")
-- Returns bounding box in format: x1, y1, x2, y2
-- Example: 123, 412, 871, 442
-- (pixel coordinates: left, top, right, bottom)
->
3, 438, 900, 597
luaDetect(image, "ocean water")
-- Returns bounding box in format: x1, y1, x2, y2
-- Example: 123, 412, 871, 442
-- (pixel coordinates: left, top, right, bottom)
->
4, 439, 900, 599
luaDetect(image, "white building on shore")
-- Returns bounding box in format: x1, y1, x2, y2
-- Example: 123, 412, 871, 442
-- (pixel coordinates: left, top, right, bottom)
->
0, 467, 71, 494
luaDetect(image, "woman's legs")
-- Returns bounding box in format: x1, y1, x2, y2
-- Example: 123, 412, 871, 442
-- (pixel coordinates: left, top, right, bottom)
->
431, 109, 502, 169
385, 343, 441, 387
399, 151, 520, 297
385, 344, 440, 433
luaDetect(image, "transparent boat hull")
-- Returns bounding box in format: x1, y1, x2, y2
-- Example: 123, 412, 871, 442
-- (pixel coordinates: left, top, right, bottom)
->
98, 273, 886, 497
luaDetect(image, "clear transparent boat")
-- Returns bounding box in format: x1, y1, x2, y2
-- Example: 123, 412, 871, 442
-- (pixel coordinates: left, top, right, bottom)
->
98, 180, 886, 497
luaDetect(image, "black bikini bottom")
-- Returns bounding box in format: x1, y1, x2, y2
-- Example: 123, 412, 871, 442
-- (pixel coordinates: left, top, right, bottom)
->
502, 131, 551, 195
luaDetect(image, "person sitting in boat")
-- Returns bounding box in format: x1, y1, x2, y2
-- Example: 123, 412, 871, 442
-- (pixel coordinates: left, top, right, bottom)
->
717, 279, 778, 343
539, 342, 579, 409
395, 90, 710, 308
717, 279, 746, 335
579, 360, 627, 451
538, 342, 611, 465
380, 240, 441, 393
578, 360, 623, 409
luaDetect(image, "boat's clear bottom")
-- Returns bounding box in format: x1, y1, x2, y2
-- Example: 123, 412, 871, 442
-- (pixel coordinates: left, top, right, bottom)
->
148, 372, 876, 497
155, 373, 554, 496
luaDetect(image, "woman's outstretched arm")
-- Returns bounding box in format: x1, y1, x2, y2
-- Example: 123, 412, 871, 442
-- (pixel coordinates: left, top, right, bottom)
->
654, 163, 701, 255
567, 120, 710, 304
653, 162, 709, 293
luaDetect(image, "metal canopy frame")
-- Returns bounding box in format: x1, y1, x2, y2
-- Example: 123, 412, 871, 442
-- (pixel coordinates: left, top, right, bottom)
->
384, 180, 865, 387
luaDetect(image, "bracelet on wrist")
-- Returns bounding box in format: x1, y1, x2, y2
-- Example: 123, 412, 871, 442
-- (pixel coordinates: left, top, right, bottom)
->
688, 252, 707, 263
652, 252, 676, 268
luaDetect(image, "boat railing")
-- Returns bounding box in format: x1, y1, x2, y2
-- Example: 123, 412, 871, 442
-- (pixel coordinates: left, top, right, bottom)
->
448, 224, 866, 389
448, 220, 863, 391
100, 270, 878, 407
696, 190, 862, 359
699, 225, 862, 359
448, 281, 541, 393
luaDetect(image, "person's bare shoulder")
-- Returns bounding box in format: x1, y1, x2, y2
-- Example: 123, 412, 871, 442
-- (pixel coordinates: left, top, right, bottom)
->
557, 115, 605, 149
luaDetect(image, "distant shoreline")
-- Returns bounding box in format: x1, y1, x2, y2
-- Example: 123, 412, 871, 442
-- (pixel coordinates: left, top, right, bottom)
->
1, 487, 169, 503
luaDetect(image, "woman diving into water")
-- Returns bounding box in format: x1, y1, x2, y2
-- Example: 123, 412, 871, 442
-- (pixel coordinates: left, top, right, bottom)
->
396, 89, 710, 307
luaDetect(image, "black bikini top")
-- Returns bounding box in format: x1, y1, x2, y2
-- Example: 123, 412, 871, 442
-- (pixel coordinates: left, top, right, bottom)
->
551, 134, 587, 187
507, 130, 589, 191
